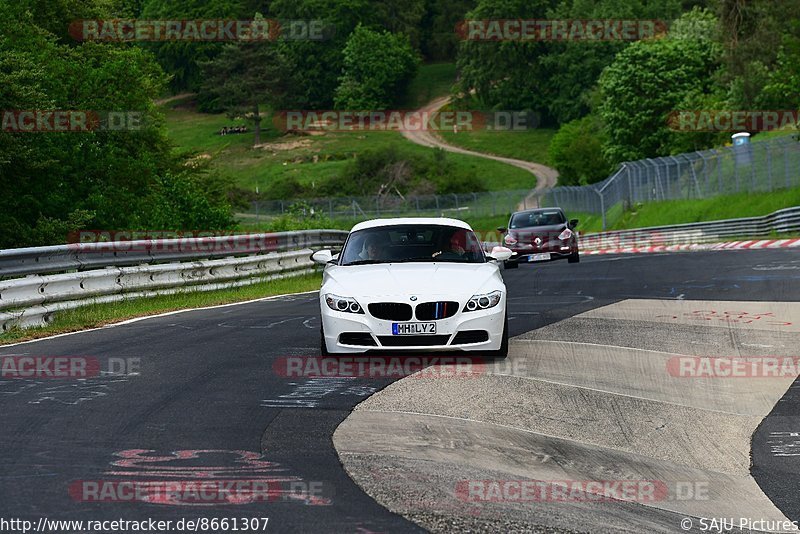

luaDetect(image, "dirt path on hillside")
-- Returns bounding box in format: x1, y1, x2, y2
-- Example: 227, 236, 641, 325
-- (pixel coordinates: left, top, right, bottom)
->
401, 96, 559, 211
154, 93, 196, 106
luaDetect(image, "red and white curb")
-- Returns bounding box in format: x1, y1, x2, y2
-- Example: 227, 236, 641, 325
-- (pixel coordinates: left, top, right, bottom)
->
583, 238, 800, 255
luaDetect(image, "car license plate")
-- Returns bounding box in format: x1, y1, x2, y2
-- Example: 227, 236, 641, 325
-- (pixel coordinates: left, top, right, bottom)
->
392, 322, 437, 335
528, 253, 551, 262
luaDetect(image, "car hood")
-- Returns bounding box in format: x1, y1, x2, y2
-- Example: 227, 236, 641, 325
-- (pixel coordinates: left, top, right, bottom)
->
323, 262, 500, 299
511, 223, 566, 235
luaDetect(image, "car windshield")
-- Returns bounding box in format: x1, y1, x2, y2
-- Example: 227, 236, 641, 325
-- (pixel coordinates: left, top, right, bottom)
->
339, 224, 485, 265
510, 210, 566, 228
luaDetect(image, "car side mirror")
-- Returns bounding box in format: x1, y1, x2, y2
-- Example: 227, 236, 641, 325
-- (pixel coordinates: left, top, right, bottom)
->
311, 249, 333, 265
496, 227, 507, 234
569, 219, 579, 229
489, 246, 513, 262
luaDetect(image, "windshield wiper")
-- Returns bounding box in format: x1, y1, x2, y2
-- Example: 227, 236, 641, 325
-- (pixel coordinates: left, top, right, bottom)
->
391, 257, 439, 263
344, 259, 385, 266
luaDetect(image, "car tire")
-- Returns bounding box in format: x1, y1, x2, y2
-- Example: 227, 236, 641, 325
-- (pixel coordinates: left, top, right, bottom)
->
568, 251, 580, 263
504, 260, 519, 269
320, 326, 330, 356
489, 316, 509, 359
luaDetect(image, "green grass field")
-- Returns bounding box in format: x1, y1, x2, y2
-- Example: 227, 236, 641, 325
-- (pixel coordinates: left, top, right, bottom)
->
163, 107, 538, 195
439, 128, 557, 165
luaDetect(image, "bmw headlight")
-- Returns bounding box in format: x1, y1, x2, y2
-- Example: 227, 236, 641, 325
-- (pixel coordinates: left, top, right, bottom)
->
558, 228, 573, 241
464, 290, 502, 312
325, 294, 364, 314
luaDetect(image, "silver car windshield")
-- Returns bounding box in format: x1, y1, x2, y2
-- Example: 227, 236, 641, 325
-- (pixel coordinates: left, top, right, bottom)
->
340, 225, 485, 265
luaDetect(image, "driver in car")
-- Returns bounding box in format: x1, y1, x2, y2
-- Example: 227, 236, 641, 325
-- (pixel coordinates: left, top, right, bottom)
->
433, 230, 469, 259
358, 234, 384, 261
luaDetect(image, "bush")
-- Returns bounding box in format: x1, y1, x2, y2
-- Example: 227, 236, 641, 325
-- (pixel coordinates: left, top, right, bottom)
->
334, 25, 420, 109
549, 117, 612, 186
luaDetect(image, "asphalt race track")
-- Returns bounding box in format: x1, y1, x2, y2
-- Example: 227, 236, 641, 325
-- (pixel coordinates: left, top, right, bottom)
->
2, 249, 800, 533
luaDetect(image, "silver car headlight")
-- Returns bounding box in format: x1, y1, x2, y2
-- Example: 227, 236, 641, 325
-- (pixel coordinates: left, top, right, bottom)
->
464, 290, 502, 312
324, 294, 364, 314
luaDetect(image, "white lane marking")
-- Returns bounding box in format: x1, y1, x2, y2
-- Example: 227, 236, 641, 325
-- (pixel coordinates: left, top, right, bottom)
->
267, 317, 303, 329
0, 290, 319, 348
302, 318, 316, 329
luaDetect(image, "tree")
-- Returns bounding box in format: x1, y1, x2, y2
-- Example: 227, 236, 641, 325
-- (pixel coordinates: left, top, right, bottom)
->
548, 116, 612, 185
334, 25, 419, 109
0, 0, 234, 248
269, 0, 392, 109
420, 0, 477, 61
141, 0, 248, 94
597, 9, 720, 162
199, 37, 290, 145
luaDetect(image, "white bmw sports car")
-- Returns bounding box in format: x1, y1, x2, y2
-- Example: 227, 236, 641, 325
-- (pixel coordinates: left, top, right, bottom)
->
311, 218, 513, 357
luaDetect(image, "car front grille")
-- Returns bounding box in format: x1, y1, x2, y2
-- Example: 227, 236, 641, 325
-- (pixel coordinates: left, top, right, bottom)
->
415, 301, 459, 321
451, 330, 489, 344
377, 335, 450, 347
368, 302, 413, 321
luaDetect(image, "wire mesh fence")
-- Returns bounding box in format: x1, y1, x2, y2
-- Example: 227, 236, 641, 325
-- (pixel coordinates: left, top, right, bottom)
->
245, 135, 800, 229
243, 189, 536, 224
540, 135, 800, 228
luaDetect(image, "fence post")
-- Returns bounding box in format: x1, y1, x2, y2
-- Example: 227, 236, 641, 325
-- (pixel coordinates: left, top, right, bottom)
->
767, 143, 773, 191
596, 189, 606, 230
785, 143, 791, 189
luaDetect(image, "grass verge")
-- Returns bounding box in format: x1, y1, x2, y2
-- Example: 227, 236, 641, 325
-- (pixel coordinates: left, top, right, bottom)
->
606, 188, 800, 231
464, 188, 800, 236
0, 273, 322, 345
439, 128, 557, 165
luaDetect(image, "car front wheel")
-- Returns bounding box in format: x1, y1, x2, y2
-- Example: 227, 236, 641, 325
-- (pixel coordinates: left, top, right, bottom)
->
568, 250, 580, 263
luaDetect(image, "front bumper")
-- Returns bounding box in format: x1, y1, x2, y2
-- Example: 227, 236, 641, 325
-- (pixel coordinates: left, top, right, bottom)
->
506, 241, 577, 264
321, 298, 506, 354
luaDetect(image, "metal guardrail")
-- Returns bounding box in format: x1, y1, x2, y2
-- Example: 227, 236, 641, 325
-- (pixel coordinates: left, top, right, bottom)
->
0, 230, 348, 330
0, 230, 348, 279
578, 206, 800, 250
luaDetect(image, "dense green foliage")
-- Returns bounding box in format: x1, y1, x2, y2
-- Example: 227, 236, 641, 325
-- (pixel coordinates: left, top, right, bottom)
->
547, 117, 611, 185
334, 25, 419, 109
0, 1, 234, 248
199, 27, 290, 145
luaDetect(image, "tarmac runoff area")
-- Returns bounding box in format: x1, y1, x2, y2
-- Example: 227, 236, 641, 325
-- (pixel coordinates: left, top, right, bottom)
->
334, 299, 800, 533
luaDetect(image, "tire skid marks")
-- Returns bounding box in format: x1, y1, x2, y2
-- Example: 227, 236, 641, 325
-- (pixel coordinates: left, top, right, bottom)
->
334, 298, 800, 533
